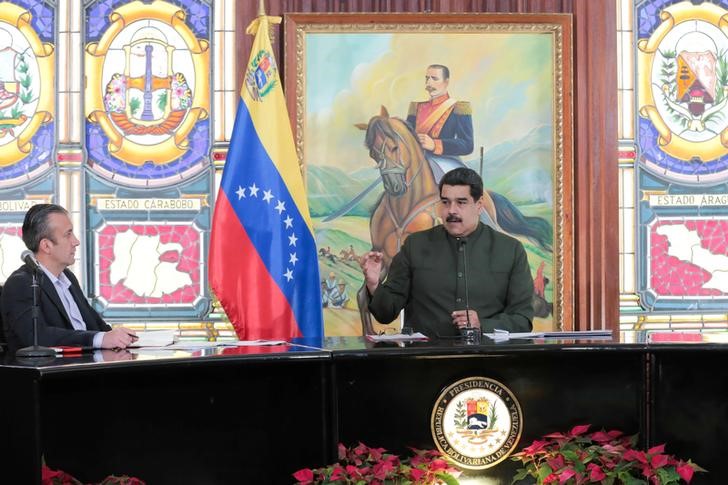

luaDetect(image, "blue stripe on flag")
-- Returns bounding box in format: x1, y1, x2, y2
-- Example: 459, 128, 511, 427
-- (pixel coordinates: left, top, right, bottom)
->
220, 99, 321, 335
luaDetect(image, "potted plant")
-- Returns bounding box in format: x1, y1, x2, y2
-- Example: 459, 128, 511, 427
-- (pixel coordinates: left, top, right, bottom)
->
510, 424, 705, 484
293, 442, 461, 484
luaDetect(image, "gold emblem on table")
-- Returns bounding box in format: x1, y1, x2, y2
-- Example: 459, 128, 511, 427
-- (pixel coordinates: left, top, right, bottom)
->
431, 376, 523, 469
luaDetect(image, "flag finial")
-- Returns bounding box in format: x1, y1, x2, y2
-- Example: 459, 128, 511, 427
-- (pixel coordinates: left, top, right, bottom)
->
258, 0, 266, 17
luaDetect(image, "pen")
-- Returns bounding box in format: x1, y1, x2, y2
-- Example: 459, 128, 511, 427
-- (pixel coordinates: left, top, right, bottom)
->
52, 346, 94, 354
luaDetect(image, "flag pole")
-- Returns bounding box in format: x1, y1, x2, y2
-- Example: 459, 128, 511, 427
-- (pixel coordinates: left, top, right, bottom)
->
258, 0, 266, 16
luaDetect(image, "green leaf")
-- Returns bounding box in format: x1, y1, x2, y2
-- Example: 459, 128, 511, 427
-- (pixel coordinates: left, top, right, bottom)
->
20, 91, 32, 104
618, 471, 646, 485
156, 91, 168, 111
562, 449, 579, 461
705, 112, 724, 125
656, 466, 679, 484
435, 472, 460, 485
537, 464, 553, 482
20, 75, 31, 89
511, 467, 532, 484
130, 97, 141, 116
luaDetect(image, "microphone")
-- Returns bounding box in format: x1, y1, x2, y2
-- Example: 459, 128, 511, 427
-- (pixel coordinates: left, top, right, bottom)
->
16, 249, 55, 359
459, 238, 471, 327
20, 249, 41, 271
458, 237, 479, 345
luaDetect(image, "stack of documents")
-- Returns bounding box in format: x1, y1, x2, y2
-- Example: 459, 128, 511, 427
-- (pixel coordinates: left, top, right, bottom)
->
130, 330, 177, 347
129, 334, 288, 351
483, 329, 612, 342
366, 332, 429, 342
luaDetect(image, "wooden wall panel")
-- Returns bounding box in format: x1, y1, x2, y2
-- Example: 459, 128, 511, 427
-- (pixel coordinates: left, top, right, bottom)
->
572, 1, 618, 331
234, 0, 618, 330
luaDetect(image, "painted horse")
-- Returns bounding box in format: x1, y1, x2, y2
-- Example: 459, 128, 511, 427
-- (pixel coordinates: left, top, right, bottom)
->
355, 107, 552, 335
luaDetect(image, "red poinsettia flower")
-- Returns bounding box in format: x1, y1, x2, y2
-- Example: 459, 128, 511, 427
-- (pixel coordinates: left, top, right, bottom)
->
651, 454, 669, 469
292, 468, 314, 484
520, 439, 549, 456
569, 424, 591, 436
410, 467, 426, 482
410, 453, 426, 466
641, 463, 654, 479
648, 444, 666, 455
294, 442, 458, 484
623, 449, 648, 464
589, 431, 614, 443
543, 472, 559, 483
372, 459, 395, 479
558, 468, 576, 484
677, 462, 695, 482
345, 464, 362, 478
587, 462, 606, 481
547, 455, 565, 471
428, 458, 449, 471
369, 446, 386, 461
329, 465, 347, 481
511, 427, 703, 485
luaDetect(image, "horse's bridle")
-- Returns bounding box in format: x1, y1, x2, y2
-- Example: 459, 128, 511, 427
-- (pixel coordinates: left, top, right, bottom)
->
371, 128, 424, 189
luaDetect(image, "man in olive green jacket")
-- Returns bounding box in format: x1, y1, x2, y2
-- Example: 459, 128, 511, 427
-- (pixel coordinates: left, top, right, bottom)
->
361, 168, 534, 338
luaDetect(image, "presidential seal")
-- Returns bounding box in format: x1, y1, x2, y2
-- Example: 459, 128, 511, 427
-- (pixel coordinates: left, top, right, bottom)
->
431, 376, 523, 470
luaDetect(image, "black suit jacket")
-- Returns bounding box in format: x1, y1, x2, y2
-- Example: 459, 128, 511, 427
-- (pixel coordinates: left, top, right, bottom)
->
1, 264, 110, 350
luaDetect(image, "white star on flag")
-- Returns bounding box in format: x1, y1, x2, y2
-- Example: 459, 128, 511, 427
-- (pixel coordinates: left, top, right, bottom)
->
283, 215, 293, 228
249, 183, 259, 197
284, 268, 294, 281
262, 189, 274, 203
289, 252, 298, 265
288, 233, 298, 246
236, 186, 245, 199
275, 200, 286, 214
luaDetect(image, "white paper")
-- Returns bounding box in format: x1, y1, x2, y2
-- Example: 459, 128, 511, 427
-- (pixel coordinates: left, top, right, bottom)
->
366, 332, 429, 342
129, 329, 177, 347
484, 329, 612, 341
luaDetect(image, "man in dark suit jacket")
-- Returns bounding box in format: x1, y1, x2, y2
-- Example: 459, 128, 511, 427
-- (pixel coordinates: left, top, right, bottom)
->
361, 168, 534, 337
1, 204, 137, 350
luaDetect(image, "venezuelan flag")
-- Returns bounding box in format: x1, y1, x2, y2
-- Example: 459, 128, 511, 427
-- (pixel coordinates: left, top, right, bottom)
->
209, 13, 322, 340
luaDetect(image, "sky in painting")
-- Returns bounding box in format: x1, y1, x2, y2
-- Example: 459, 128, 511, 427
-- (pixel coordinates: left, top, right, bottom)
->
304, 31, 555, 173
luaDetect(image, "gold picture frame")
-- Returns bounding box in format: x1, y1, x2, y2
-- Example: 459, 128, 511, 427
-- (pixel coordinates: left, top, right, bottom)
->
284, 13, 573, 334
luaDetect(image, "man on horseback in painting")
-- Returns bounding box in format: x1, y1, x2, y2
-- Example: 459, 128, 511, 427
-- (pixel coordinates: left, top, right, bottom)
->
360, 168, 534, 338
407, 64, 501, 230
407, 64, 474, 166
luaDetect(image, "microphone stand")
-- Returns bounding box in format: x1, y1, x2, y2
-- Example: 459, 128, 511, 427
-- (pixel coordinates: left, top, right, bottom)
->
16, 265, 55, 359
459, 238, 480, 345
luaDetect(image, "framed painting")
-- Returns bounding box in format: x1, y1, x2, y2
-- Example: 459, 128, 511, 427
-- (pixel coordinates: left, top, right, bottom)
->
284, 13, 573, 335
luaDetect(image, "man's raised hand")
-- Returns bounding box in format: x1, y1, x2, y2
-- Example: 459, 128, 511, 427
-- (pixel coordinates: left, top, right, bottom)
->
359, 251, 384, 293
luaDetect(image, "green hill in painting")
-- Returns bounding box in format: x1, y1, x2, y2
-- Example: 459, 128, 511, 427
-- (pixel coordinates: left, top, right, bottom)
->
307, 165, 381, 218
307, 123, 553, 219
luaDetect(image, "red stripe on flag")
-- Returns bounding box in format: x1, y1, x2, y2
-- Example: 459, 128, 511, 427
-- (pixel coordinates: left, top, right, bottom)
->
210, 191, 301, 340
